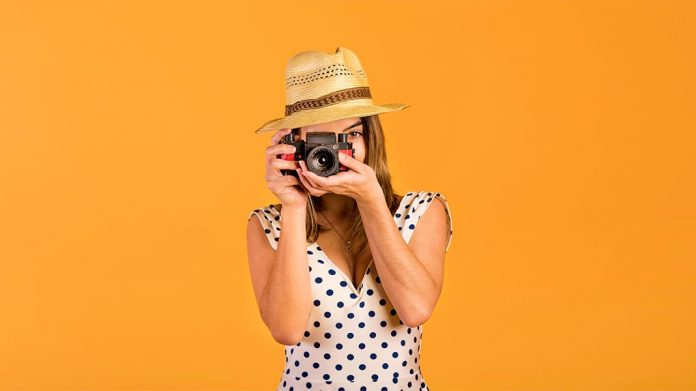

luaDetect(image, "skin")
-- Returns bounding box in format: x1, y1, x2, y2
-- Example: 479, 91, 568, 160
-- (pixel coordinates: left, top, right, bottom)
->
251, 117, 450, 345
300, 133, 449, 327
295, 117, 367, 221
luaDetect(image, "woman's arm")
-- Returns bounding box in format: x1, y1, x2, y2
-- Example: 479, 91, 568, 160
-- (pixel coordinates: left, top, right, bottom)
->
247, 205, 311, 345
356, 187, 450, 327
298, 153, 450, 327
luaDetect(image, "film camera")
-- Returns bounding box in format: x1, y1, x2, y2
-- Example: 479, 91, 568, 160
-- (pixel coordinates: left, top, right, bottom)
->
278, 130, 355, 177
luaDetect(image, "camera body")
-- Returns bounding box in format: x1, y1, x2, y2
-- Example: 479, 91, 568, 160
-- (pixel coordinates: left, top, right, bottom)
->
279, 131, 355, 177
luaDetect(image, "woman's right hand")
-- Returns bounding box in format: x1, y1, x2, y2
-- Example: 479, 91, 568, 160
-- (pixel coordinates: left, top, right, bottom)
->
266, 127, 307, 209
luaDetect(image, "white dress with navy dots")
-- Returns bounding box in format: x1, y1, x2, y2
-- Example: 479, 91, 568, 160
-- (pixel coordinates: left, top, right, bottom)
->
248, 191, 453, 391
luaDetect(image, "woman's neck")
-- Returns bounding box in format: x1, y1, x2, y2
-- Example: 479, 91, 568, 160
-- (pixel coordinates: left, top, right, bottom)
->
318, 193, 354, 219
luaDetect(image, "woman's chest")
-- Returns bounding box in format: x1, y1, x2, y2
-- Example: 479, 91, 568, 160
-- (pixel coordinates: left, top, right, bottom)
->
303, 248, 403, 340
314, 234, 373, 291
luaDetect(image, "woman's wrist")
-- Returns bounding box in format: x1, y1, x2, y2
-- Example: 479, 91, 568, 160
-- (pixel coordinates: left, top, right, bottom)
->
280, 202, 307, 215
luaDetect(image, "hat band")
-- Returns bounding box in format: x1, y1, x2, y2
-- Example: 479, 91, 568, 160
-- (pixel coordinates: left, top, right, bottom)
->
285, 86, 372, 116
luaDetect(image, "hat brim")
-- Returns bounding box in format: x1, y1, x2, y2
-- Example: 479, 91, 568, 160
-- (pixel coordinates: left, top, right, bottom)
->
254, 103, 410, 134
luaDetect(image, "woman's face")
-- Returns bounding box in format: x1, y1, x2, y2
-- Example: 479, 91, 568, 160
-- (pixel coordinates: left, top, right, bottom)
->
299, 117, 366, 163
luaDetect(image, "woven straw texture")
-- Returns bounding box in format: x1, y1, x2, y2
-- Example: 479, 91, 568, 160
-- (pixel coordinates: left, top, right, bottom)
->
255, 46, 409, 134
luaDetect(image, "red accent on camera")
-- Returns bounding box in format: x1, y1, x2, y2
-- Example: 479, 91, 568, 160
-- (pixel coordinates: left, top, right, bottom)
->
338, 149, 353, 171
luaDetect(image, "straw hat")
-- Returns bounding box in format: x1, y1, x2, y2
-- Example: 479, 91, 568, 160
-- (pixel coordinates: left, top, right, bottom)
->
254, 46, 410, 134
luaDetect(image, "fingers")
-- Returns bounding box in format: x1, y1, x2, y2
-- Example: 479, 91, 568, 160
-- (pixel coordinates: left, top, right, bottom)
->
265, 128, 298, 178
267, 172, 301, 191
271, 127, 294, 145
296, 164, 326, 196
302, 168, 334, 188
337, 152, 362, 174
266, 128, 297, 167
267, 158, 301, 179
298, 160, 324, 190
266, 143, 296, 163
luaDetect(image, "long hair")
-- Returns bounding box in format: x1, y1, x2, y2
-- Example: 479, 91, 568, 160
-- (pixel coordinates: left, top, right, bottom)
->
274, 114, 404, 258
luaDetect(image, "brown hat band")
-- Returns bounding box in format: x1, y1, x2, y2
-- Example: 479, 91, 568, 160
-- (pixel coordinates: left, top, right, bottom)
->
285, 86, 372, 116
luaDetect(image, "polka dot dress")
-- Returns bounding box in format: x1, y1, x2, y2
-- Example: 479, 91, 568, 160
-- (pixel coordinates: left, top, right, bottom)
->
248, 191, 453, 390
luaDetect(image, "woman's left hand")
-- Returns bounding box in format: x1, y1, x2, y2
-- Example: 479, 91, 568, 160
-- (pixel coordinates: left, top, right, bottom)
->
299, 153, 382, 204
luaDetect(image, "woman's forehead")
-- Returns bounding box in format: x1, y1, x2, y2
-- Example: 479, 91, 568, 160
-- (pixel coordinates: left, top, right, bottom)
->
300, 117, 361, 132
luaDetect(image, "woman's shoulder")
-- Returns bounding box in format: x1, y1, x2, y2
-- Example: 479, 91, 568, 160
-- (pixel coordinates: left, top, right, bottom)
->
247, 202, 283, 249
248, 203, 282, 225
400, 190, 449, 204
396, 190, 452, 224
397, 190, 453, 252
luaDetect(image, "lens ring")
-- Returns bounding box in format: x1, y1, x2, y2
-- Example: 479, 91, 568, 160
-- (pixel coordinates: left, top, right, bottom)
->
306, 147, 338, 177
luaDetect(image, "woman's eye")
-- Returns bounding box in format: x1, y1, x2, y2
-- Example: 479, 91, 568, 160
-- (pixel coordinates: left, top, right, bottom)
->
349, 131, 363, 137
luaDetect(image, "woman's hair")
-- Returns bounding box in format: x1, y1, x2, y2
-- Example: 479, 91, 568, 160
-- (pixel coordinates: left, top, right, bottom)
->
274, 114, 404, 257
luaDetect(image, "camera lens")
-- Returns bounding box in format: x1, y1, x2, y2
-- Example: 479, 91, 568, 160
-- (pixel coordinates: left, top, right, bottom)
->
317, 154, 330, 167
307, 147, 338, 176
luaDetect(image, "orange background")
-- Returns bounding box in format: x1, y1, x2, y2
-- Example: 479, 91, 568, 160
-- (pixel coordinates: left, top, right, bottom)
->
1, 1, 695, 390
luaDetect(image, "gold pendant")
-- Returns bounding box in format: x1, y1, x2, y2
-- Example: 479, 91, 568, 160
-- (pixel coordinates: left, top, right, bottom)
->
345, 241, 352, 252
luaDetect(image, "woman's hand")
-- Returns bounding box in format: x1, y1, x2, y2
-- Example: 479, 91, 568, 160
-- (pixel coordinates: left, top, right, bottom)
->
296, 160, 330, 197
298, 153, 382, 204
265, 128, 307, 209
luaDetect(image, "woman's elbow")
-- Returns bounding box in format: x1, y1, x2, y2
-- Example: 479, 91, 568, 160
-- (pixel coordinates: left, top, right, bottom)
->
261, 309, 308, 346
401, 305, 433, 328
270, 327, 303, 346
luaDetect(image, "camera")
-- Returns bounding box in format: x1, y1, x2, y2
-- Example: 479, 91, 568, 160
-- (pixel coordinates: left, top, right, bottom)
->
278, 130, 355, 177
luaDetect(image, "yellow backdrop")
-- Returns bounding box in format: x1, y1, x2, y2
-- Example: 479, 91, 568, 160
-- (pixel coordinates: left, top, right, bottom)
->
1, 1, 694, 390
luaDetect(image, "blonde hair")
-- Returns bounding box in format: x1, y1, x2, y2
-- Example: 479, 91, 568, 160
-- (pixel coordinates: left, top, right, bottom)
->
274, 114, 404, 257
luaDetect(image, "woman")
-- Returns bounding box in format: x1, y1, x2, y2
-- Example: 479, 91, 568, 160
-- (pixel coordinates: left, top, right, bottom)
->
247, 47, 453, 390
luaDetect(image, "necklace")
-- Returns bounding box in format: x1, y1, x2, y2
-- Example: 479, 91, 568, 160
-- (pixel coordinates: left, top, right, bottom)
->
318, 209, 353, 253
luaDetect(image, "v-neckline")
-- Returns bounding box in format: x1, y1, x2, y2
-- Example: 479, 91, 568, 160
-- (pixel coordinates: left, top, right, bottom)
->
311, 242, 374, 296
269, 193, 414, 296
